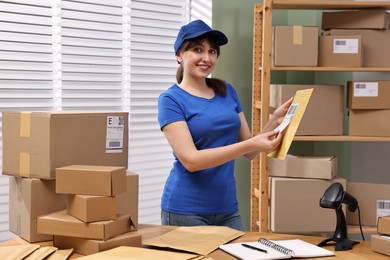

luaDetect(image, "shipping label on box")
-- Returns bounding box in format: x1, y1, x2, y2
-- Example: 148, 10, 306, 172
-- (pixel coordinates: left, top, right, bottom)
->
56, 165, 127, 196
2, 111, 129, 179
377, 200, 390, 223
318, 35, 362, 67
348, 81, 390, 109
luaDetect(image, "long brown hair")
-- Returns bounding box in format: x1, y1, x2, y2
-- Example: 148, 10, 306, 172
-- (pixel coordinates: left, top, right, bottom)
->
176, 34, 227, 97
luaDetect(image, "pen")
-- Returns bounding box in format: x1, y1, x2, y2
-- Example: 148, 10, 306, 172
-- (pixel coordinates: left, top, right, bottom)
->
241, 243, 268, 253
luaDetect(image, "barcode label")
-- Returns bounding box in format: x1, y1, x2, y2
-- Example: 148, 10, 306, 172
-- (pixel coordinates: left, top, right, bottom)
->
377, 200, 390, 223
333, 38, 359, 54
353, 82, 378, 97
108, 141, 121, 148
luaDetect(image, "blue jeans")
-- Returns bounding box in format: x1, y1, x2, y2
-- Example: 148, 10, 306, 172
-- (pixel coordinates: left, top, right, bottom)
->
161, 209, 246, 231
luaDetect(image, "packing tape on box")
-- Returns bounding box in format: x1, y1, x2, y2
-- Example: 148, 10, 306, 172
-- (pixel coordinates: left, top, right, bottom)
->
20, 112, 31, 137
19, 152, 31, 177
293, 26, 303, 45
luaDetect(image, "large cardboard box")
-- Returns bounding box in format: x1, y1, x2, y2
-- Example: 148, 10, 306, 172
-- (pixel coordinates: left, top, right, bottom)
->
322, 9, 390, 30
377, 216, 390, 236
346, 182, 390, 226
328, 29, 390, 67
37, 210, 133, 240
272, 26, 318, 66
318, 35, 362, 67
56, 165, 127, 196
269, 177, 346, 233
348, 81, 390, 109
349, 109, 390, 137
2, 111, 128, 179
9, 177, 67, 242
67, 195, 117, 223
54, 231, 142, 255
268, 155, 337, 180
371, 235, 390, 257
117, 172, 139, 229
270, 84, 344, 135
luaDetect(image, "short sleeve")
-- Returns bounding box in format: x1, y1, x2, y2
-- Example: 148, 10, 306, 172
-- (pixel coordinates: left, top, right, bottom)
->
158, 93, 185, 130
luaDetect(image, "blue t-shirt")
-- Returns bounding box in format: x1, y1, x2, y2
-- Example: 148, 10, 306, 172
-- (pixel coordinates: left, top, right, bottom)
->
157, 82, 243, 215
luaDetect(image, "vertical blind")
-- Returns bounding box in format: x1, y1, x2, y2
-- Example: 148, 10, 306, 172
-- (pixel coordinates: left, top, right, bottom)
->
0, 0, 211, 241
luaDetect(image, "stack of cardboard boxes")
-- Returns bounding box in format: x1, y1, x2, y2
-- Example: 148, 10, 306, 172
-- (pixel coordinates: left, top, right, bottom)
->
2, 111, 140, 255
268, 85, 346, 233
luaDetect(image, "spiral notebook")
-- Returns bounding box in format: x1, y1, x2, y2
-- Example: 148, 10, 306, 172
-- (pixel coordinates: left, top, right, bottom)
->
219, 237, 334, 260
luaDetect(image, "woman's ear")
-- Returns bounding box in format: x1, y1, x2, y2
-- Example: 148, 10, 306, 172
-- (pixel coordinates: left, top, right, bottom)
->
176, 54, 182, 64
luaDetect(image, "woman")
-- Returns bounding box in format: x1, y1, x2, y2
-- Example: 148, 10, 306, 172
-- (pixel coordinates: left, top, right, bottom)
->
157, 20, 292, 231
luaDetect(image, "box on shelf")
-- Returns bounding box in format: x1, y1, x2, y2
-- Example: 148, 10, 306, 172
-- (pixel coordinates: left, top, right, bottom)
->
269, 177, 346, 233
37, 210, 133, 241
268, 155, 337, 180
9, 177, 67, 242
117, 172, 139, 229
67, 195, 117, 223
318, 35, 362, 67
2, 111, 128, 179
270, 84, 344, 135
378, 216, 390, 236
272, 26, 318, 66
322, 9, 390, 30
349, 109, 390, 137
54, 231, 142, 255
371, 235, 390, 257
56, 165, 127, 196
328, 29, 390, 67
348, 81, 390, 109
346, 182, 390, 226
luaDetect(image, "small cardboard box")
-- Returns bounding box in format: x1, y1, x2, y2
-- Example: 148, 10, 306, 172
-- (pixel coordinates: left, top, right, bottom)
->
371, 235, 390, 257
270, 84, 344, 135
117, 172, 139, 229
37, 210, 133, 240
269, 177, 346, 233
328, 29, 390, 67
2, 111, 128, 179
348, 81, 390, 109
268, 155, 337, 180
273, 26, 318, 66
349, 109, 390, 137
56, 165, 127, 196
318, 35, 362, 67
67, 195, 117, 223
9, 177, 67, 242
347, 182, 390, 226
322, 9, 390, 30
378, 216, 390, 236
54, 231, 142, 255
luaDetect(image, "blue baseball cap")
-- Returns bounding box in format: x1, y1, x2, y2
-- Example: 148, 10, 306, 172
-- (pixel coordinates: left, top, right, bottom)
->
174, 20, 228, 54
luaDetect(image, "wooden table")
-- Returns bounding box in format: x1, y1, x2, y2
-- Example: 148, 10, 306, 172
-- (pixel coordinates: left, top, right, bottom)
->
1, 224, 387, 259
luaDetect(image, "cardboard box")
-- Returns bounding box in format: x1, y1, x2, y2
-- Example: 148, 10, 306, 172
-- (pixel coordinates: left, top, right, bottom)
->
328, 29, 390, 67
378, 216, 390, 236
347, 182, 390, 226
117, 172, 139, 229
371, 235, 390, 257
2, 111, 128, 179
273, 26, 318, 66
348, 81, 390, 109
54, 231, 142, 255
268, 155, 337, 180
349, 109, 390, 137
9, 177, 67, 242
56, 165, 127, 196
270, 84, 344, 135
67, 195, 117, 223
318, 35, 362, 67
269, 177, 346, 233
37, 210, 133, 240
322, 9, 390, 30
